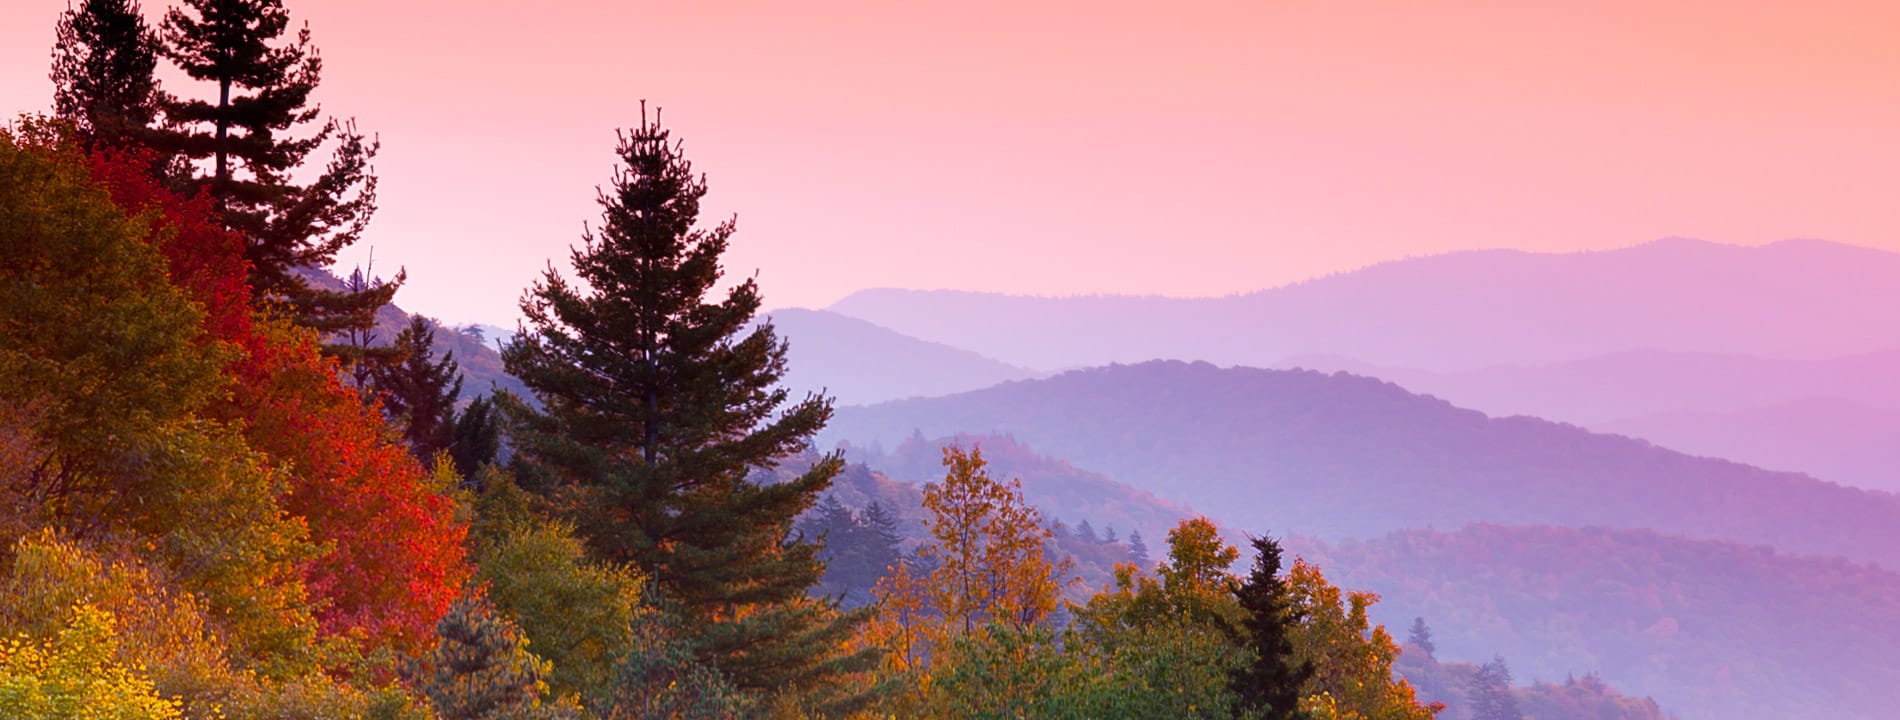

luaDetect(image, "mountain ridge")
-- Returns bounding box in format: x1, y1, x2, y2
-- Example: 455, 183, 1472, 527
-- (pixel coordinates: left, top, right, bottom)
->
826, 238, 1900, 371
824, 360, 1900, 570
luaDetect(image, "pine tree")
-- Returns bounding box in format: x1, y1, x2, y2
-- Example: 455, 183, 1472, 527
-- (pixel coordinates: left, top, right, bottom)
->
503, 109, 868, 699
1076, 519, 1099, 544
1127, 529, 1151, 569
798, 495, 863, 601
860, 501, 903, 573
451, 394, 501, 478
1104, 524, 1119, 544
1468, 656, 1524, 720
49, 0, 162, 152
1230, 533, 1313, 720
374, 315, 464, 462
1407, 616, 1437, 658
156, 0, 389, 330
333, 262, 406, 386
416, 593, 556, 720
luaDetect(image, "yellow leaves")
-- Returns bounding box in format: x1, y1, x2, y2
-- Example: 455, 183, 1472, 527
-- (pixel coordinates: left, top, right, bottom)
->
0, 604, 185, 720
918, 445, 1072, 637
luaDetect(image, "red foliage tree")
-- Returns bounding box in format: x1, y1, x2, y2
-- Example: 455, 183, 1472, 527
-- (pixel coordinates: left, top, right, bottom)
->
88, 149, 469, 650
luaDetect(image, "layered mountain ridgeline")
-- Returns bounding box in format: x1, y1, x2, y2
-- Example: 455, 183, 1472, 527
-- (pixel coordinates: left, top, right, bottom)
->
827, 239, 1900, 371
1276, 348, 1900, 425
1276, 349, 1900, 492
1289, 525, 1900, 720
758, 308, 1037, 405
824, 361, 1900, 569
1596, 397, 1900, 493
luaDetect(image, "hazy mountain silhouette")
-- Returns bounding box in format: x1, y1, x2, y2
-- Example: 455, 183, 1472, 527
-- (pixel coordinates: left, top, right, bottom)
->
823, 361, 1900, 570
827, 239, 1900, 371
1290, 524, 1900, 720
1596, 397, 1900, 493
1276, 348, 1900, 424
759, 308, 1036, 405
1274, 349, 1900, 491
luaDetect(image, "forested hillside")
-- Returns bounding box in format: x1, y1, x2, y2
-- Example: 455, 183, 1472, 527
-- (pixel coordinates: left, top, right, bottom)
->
1291, 525, 1900, 719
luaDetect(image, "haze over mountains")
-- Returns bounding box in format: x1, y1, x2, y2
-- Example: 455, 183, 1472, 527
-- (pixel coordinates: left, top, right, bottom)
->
823, 361, 1900, 571
394, 236, 1897, 719
825, 238, 1900, 372
759, 309, 1036, 405
1291, 525, 1900, 720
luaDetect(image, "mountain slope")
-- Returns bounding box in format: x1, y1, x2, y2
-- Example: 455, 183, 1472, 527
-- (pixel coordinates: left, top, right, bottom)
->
1290, 525, 1900, 720
824, 361, 1900, 569
760, 308, 1035, 405
1278, 348, 1900, 424
827, 239, 1900, 371
1596, 396, 1900, 493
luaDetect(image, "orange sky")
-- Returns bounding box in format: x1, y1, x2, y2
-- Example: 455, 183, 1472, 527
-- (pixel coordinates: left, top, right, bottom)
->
4, 1, 1897, 325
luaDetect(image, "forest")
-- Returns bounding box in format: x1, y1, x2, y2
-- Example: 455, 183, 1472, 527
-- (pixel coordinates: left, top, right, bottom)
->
0, 1, 1693, 719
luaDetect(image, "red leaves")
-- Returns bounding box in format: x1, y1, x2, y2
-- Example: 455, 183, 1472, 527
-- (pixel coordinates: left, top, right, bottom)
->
90, 150, 470, 651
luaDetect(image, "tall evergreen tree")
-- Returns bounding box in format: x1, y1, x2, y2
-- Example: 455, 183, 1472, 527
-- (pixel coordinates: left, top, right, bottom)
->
1127, 529, 1151, 569
374, 315, 464, 462
156, 0, 389, 331
1230, 533, 1313, 720
1076, 519, 1099, 544
1469, 655, 1524, 720
1407, 616, 1437, 658
503, 109, 868, 699
860, 501, 903, 571
49, 0, 162, 152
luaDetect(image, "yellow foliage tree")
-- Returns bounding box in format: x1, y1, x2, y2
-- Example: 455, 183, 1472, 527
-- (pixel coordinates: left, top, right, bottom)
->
859, 445, 1074, 715
918, 445, 1072, 637
0, 604, 183, 720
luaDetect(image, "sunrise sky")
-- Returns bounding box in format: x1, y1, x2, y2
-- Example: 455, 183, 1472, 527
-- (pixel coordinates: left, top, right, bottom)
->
4, 1, 1897, 325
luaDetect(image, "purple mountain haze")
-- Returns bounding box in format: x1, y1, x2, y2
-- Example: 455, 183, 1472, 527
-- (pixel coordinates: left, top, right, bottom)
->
826, 238, 1900, 372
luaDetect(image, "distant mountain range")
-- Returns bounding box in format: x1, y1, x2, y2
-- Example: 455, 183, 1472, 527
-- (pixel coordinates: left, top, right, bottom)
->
1596, 396, 1900, 493
1274, 349, 1900, 491
1290, 524, 1900, 720
759, 309, 1036, 406
1277, 348, 1900, 424
824, 361, 1900, 570
826, 239, 1900, 372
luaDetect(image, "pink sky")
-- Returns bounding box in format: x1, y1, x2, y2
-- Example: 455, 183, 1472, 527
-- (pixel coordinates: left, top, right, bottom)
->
4, 1, 1898, 326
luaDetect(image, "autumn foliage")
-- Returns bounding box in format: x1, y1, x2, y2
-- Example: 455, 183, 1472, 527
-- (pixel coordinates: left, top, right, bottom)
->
78, 139, 469, 650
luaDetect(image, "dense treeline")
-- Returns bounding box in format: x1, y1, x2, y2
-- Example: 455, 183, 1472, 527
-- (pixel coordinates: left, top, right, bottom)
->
1296, 525, 1900, 719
